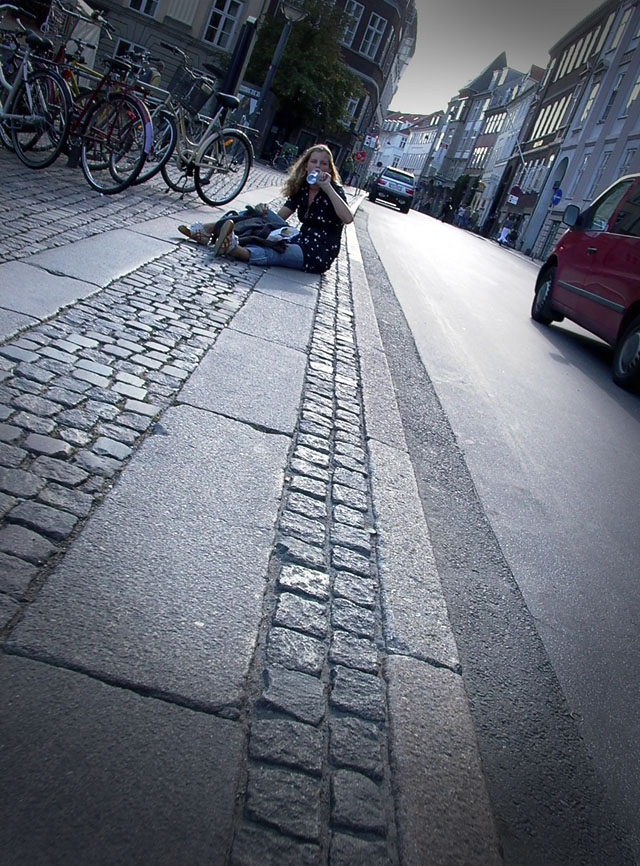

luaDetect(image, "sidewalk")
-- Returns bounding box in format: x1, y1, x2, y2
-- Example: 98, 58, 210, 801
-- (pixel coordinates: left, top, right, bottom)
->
0, 152, 501, 865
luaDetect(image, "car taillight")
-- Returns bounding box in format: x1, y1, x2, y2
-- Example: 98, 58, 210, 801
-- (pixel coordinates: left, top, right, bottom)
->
378, 179, 387, 185
406, 187, 414, 195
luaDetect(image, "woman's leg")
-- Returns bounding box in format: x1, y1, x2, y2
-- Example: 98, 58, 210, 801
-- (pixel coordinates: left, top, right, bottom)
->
178, 222, 211, 245
213, 219, 304, 270
235, 243, 305, 269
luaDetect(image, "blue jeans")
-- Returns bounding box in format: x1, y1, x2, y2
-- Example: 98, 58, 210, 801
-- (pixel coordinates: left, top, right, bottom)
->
245, 243, 305, 269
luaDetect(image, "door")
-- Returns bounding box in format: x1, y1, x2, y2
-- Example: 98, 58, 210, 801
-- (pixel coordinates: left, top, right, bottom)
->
554, 177, 636, 324
581, 179, 640, 343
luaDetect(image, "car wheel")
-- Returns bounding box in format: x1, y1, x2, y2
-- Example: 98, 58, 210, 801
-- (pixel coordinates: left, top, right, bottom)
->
531, 266, 556, 325
368, 192, 377, 202
400, 204, 410, 214
612, 314, 640, 393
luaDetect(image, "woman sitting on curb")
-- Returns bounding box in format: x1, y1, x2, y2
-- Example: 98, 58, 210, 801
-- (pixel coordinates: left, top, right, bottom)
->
178, 144, 353, 274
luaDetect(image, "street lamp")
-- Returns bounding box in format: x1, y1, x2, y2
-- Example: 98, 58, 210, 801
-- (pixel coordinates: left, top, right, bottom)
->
252, 0, 306, 156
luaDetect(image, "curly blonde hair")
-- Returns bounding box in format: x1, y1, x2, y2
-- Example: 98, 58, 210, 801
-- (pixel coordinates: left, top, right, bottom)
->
282, 144, 342, 198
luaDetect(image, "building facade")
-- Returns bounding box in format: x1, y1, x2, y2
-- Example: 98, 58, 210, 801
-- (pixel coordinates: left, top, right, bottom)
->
90, 0, 416, 165
524, 0, 640, 258
472, 65, 544, 237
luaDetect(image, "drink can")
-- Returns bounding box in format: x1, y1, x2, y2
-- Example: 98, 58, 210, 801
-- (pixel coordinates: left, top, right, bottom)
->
307, 170, 319, 185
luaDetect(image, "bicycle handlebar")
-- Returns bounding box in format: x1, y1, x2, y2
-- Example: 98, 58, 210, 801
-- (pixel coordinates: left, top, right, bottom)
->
0, 4, 35, 16
160, 41, 187, 62
52, 0, 115, 35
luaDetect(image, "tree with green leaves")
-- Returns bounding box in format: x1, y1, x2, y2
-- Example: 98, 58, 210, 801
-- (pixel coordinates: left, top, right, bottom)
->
246, 0, 364, 139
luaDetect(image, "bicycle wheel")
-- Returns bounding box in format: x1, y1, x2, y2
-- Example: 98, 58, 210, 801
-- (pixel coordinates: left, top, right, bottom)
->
0, 104, 12, 151
81, 94, 149, 194
160, 112, 207, 194
0, 52, 18, 151
133, 107, 176, 185
194, 130, 252, 207
10, 69, 70, 169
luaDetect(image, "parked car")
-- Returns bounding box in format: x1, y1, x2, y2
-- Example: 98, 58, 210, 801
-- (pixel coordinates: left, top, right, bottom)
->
531, 174, 640, 392
368, 166, 414, 213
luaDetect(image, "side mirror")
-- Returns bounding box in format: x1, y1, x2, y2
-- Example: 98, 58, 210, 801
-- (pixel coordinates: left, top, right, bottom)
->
563, 204, 581, 228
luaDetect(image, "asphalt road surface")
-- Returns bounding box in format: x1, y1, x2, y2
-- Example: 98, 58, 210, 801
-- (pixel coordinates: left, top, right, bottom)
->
357, 201, 640, 866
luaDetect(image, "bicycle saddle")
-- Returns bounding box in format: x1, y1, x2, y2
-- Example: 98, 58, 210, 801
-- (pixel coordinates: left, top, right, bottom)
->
104, 56, 132, 74
25, 29, 53, 52
216, 93, 240, 110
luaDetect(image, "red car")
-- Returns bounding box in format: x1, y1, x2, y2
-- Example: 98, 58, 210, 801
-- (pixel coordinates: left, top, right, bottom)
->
531, 174, 640, 392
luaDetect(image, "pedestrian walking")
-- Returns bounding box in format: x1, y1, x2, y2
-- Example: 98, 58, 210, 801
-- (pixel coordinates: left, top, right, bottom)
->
498, 216, 515, 245
178, 144, 353, 274
439, 198, 453, 222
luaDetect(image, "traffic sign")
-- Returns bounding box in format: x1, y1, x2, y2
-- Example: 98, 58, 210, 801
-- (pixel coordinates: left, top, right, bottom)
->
552, 188, 563, 206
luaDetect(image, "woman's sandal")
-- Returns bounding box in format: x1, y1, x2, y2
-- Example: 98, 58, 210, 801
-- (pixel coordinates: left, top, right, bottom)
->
178, 222, 211, 245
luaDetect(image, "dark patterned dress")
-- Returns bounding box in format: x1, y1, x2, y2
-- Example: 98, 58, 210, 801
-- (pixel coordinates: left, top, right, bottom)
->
283, 182, 348, 274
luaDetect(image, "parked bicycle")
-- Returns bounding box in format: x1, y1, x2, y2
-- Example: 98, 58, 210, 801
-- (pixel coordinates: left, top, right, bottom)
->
0, 4, 70, 168
270, 140, 297, 172
157, 42, 254, 206
42, 1, 153, 194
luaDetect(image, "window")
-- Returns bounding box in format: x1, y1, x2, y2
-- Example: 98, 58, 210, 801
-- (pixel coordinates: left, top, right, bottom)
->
470, 146, 488, 169
381, 24, 395, 66
618, 146, 637, 176
360, 12, 386, 59
535, 95, 569, 139
344, 97, 359, 120
129, 0, 157, 15
610, 183, 640, 235
115, 38, 146, 58
583, 177, 635, 229
624, 71, 640, 114
555, 48, 570, 81
586, 150, 612, 199
589, 24, 602, 57
540, 98, 561, 136
610, 6, 634, 51
566, 39, 583, 75
341, 0, 363, 47
569, 152, 590, 197
595, 12, 616, 53
575, 31, 594, 68
580, 82, 600, 123
203, 0, 243, 50
600, 71, 626, 121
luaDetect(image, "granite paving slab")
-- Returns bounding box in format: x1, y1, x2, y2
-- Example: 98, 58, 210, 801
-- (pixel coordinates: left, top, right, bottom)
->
6, 405, 289, 712
27, 229, 173, 287
0, 654, 242, 866
230, 290, 315, 352
180, 326, 310, 436
0, 307, 37, 342
0, 260, 99, 317
253, 270, 319, 309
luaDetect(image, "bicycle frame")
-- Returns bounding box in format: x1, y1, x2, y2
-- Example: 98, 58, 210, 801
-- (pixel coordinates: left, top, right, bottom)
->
0, 32, 47, 129
170, 97, 252, 166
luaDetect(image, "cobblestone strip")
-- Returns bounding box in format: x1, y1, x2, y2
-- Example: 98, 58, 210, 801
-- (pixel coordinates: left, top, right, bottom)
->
0, 243, 262, 632
0, 148, 283, 263
229, 250, 399, 866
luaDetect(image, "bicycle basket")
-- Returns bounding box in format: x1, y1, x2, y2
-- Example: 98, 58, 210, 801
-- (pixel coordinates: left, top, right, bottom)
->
168, 66, 212, 114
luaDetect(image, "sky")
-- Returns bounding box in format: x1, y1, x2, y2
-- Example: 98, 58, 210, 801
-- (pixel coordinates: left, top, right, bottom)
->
390, 0, 607, 115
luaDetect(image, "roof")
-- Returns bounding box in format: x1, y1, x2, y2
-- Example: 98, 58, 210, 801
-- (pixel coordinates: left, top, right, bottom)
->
460, 52, 508, 94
